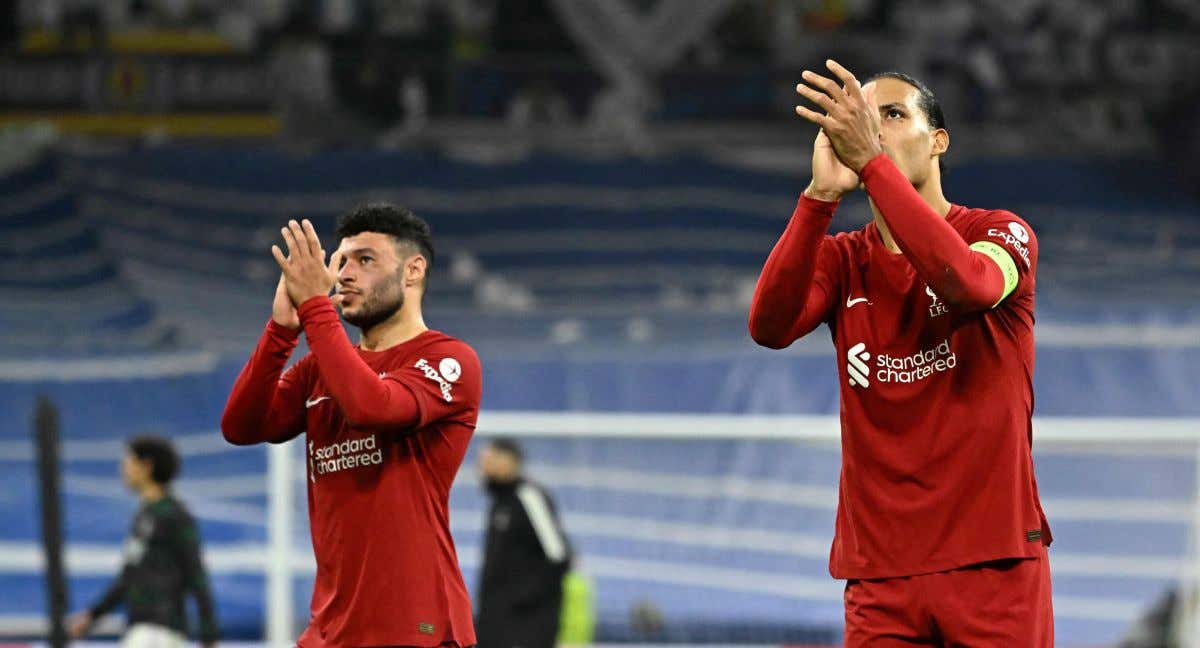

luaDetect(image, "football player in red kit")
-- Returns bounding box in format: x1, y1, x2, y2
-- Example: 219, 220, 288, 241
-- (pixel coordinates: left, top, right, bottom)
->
749, 60, 1052, 646
223, 205, 481, 648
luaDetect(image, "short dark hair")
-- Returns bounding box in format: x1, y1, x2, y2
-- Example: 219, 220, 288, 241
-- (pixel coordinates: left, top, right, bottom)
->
866, 71, 947, 174
488, 437, 524, 463
335, 203, 436, 274
128, 435, 180, 485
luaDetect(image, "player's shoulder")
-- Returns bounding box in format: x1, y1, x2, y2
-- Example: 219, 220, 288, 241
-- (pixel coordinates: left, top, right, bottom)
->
820, 224, 868, 250
410, 330, 482, 377
517, 478, 550, 496
282, 352, 316, 379
151, 496, 193, 522
516, 479, 558, 510
824, 224, 874, 264
955, 205, 1037, 240
956, 205, 1038, 272
416, 330, 479, 360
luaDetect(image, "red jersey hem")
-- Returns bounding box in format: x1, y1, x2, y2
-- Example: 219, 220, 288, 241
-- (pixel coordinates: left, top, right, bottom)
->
831, 544, 1048, 581
300, 625, 475, 648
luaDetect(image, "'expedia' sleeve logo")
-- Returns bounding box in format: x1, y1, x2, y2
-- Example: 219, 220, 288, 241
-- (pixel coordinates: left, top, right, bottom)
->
414, 358, 456, 402
985, 221, 1032, 268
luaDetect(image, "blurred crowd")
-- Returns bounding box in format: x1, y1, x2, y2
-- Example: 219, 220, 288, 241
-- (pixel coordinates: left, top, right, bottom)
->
3, 0, 1199, 159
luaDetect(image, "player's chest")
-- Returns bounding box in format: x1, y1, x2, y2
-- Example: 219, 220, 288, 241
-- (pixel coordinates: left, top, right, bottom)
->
122, 512, 160, 565
488, 498, 534, 544
834, 258, 977, 394
302, 355, 414, 442
838, 259, 956, 345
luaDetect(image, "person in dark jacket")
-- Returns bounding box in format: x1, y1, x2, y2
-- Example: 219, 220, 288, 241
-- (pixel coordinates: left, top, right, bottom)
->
68, 435, 218, 648
475, 438, 571, 648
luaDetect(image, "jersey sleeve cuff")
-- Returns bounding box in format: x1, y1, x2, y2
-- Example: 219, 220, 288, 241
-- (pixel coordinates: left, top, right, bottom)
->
795, 195, 839, 225
264, 318, 301, 349
858, 152, 895, 183
297, 296, 338, 325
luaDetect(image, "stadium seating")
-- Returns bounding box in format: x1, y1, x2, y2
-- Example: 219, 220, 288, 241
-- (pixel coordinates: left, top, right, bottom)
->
3, 147, 1198, 355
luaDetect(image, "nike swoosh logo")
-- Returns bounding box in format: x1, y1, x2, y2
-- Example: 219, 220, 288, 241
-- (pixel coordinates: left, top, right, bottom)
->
846, 296, 869, 308
305, 396, 331, 408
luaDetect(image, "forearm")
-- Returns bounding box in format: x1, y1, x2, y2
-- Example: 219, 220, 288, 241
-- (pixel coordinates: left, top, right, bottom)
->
88, 572, 127, 619
860, 154, 1004, 309
298, 297, 421, 428
192, 581, 219, 642
221, 321, 301, 445
748, 195, 837, 348
178, 528, 219, 642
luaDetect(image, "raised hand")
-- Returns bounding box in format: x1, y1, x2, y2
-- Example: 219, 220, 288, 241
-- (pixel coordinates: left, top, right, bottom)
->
805, 129, 860, 202
67, 611, 91, 639
794, 59, 883, 173
270, 219, 344, 308
271, 273, 300, 329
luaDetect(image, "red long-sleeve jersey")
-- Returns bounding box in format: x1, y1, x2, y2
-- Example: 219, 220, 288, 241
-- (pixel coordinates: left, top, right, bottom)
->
750, 153, 1049, 579
222, 297, 481, 647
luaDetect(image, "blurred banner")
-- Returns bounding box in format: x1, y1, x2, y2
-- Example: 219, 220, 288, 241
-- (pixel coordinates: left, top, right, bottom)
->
19, 29, 237, 55
0, 55, 277, 136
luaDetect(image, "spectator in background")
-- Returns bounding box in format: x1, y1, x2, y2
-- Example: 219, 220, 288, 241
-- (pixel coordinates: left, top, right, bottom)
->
267, 10, 353, 146
1117, 586, 1179, 647
68, 435, 218, 648
476, 438, 572, 648
60, 0, 105, 50
506, 78, 572, 131
448, 0, 495, 62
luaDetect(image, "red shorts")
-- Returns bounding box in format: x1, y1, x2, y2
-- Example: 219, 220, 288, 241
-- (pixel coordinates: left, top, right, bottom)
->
843, 547, 1053, 647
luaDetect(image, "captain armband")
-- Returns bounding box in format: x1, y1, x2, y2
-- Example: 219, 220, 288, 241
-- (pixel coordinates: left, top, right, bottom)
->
969, 240, 1019, 307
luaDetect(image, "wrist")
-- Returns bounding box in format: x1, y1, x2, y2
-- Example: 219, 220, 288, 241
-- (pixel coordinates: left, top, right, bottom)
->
803, 183, 843, 203
297, 295, 335, 322
266, 317, 301, 337
853, 140, 887, 172
856, 150, 889, 177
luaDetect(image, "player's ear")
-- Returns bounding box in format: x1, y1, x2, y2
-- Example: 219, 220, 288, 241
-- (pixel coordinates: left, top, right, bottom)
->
931, 128, 949, 157
405, 254, 427, 289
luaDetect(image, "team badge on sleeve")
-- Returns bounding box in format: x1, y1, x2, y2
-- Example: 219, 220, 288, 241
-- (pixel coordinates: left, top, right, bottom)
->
1007, 222, 1029, 244
414, 357, 458, 402
438, 358, 462, 383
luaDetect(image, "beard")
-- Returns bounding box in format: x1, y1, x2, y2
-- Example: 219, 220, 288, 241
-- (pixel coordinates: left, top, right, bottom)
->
340, 274, 405, 332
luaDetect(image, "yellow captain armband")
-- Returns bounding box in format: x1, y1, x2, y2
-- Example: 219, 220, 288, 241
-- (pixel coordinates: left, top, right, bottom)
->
969, 240, 1019, 307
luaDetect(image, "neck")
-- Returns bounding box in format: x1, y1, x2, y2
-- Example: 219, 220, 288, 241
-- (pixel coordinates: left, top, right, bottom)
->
139, 483, 165, 503
359, 295, 428, 351
869, 173, 952, 253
